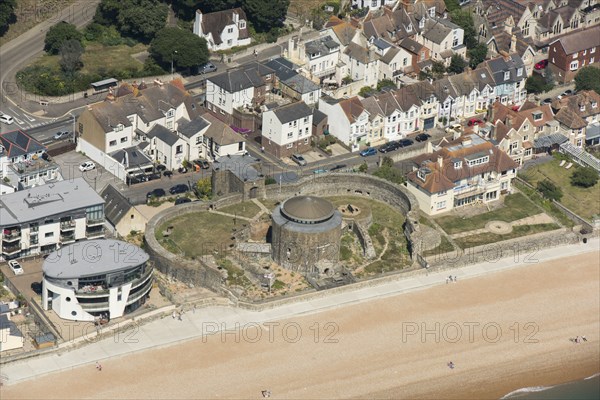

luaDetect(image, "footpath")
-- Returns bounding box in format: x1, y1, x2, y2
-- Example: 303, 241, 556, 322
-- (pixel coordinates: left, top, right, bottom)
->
1, 237, 598, 386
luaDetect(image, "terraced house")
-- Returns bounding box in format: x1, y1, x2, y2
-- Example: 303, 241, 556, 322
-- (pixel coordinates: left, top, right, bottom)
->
552, 90, 600, 147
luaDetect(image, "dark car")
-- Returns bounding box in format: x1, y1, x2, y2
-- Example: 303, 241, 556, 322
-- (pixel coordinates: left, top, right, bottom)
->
378, 141, 399, 153
156, 164, 167, 172
330, 164, 347, 172
542, 98, 552, 105
146, 172, 161, 181
31, 282, 43, 295
147, 188, 166, 198
174, 197, 192, 205
563, 89, 573, 96
398, 139, 414, 147
195, 62, 217, 74
415, 133, 431, 142
169, 184, 189, 194
163, 170, 173, 177
193, 159, 210, 169
41, 152, 51, 161
360, 147, 377, 157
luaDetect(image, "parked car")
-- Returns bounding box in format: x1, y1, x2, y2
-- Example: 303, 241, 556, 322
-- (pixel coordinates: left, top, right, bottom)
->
41, 152, 51, 161
563, 89, 573, 96
415, 133, 431, 142
0, 113, 14, 125
195, 62, 218, 74
146, 172, 161, 181
169, 184, 189, 194
174, 197, 192, 205
147, 188, 166, 198
378, 141, 399, 153
534, 60, 548, 70
163, 170, 173, 177
291, 153, 307, 166
53, 130, 70, 140
398, 139, 414, 147
155, 164, 167, 172
313, 168, 328, 174
360, 147, 377, 157
8, 260, 23, 275
193, 159, 210, 169
542, 98, 552, 105
467, 118, 484, 127
178, 166, 188, 173
330, 164, 347, 171
79, 161, 95, 172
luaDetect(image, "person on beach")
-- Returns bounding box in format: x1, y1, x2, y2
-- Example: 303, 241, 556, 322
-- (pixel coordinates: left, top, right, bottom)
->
96, 362, 100, 370
172, 311, 176, 319
582, 336, 587, 342
454, 276, 457, 282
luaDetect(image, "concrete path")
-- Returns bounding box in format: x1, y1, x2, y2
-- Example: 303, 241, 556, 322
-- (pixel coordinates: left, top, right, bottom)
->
251, 198, 271, 215
450, 213, 557, 239
208, 209, 253, 222
1, 237, 598, 386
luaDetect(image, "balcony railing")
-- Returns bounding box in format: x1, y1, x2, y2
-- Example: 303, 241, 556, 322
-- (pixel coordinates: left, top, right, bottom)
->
86, 218, 104, 227
2, 229, 21, 241
30, 226, 39, 233
77, 284, 108, 296
60, 234, 76, 244
60, 221, 76, 231
312, 66, 336, 78
2, 245, 21, 255
86, 229, 105, 239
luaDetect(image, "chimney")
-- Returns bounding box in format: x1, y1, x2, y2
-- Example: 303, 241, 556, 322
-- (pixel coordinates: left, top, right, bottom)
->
462, 136, 472, 146
510, 34, 517, 53
437, 155, 443, 168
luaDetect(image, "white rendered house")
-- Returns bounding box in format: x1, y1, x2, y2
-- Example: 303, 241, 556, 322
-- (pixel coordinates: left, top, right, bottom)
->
193, 8, 251, 51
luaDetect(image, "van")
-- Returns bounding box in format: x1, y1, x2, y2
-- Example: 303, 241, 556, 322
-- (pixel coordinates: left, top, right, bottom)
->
0, 114, 14, 125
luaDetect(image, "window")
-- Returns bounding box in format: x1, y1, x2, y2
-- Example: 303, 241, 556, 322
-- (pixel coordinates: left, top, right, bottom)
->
580, 104, 586, 112
109, 140, 117, 146
570, 61, 579, 70
523, 135, 529, 141
45, 232, 54, 238
403, 58, 408, 66
590, 57, 595, 64
196, 136, 203, 144
573, 52, 578, 59
227, 27, 233, 33
78, 122, 84, 134
517, 68, 523, 77
239, 20, 246, 29
407, 24, 412, 32
533, 112, 543, 121
176, 145, 183, 154
429, 7, 436, 17
238, 142, 244, 151
592, 48, 596, 54
436, 201, 447, 210
120, 137, 127, 143
304, 117, 309, 124
227, 39, 232, 46
504, 71, 510, 80
454, 161, 462, 169
523, 124, 529, 131
592, 101, 598, 108
286, 143, 293, 149
287, 132, 293, 138
167, 109, 174, 117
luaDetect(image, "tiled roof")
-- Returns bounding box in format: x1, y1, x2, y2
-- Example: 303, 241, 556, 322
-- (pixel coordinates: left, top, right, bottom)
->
100, 184, 133, 226
344, 42, 378, 64
201, 112, 245, 146
0, 130, 46, 158
197, 8, 249, 46
147, 124, 179, 146
553, 90, 600, 129
339, 97, 367, 123
332, 22, 358, 46
110, 146, 153, 169
550, 25, 600, 54
209, 62, 274, 93
178, 116, 210, 139
272, 102, 313, 124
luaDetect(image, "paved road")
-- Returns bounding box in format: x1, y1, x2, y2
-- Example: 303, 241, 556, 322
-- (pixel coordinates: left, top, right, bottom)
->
2, 236, 598, 386
0, 0, 101, 131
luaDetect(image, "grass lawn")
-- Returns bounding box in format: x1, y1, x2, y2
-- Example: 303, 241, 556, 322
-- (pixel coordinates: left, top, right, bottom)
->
422, 235, 455, 257
453, 223, 560, 248
218, 201, 262, 219
0, 0, 77, 47
434, 193, 540, 235
218, 258, 252, 288
519, 159, 600, 221
156, 212, 237, 258
33, 42, 147, 74
514, 181, 575, 228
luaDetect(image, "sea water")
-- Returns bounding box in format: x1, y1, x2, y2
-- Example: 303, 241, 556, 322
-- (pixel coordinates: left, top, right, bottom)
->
501, 373, 600, 399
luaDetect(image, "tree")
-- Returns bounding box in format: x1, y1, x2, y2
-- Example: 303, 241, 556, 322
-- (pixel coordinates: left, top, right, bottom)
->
44, 22, 83, 55
574, 66, 600, 95
242, 0, 290, 32
430, 60, 446, 79
59, 40, 84, 75
468, 43, 487, 69
358, 162, 368, 173
448, 54, 467, 74
171, 0, 242, 19
376, 79, 397, 91
571, 166, 599, 188
0, 0, 17, 36
150, 27, 209, 71
195, 177, 212, 199
450, 10, 477, 49
358, 86, 374, 97
117, 0, 168, 43
537, 179, 563, 201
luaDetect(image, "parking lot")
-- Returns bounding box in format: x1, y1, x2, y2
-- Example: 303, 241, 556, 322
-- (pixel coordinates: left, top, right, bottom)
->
52, 152, 127, 193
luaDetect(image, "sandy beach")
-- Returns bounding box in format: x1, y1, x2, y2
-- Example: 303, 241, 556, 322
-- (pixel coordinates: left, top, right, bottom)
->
2, 251, 599, 400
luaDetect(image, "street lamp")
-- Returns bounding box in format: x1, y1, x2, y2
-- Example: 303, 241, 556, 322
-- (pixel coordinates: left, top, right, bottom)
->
171, 50, 178, 80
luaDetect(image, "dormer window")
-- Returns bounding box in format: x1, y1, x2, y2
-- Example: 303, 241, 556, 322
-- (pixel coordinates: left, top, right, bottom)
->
419, 19, 425, 29
429, 7, 436, 17
115, 124, 123, 132
504, 71, 510, 80
167, 109, 174, 117
407, 24, 412, 32
454, 161, 462, 169
592, 101, 598, 108
417, 168, 431, 181
580, 104, 586, 112
532, 112, 543, 121
517, 68, 523, 77
239, 20, 246, 29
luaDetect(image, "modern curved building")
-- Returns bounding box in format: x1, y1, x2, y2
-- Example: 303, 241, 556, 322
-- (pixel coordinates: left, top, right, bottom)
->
271, 195, 342, 274
42, 239, 152, 321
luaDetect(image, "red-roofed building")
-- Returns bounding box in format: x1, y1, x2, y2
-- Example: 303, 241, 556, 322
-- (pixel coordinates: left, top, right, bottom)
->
406, 134, 518, 215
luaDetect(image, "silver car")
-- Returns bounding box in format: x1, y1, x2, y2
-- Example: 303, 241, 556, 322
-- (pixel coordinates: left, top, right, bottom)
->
291, 154, 307, 166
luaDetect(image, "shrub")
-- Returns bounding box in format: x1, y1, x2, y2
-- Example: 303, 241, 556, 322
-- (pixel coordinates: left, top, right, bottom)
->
570, 166, 599, 188
358, 162, 368, 173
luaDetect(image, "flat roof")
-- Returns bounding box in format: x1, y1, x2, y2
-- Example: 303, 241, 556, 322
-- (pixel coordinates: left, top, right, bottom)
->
91, 78, 118, 88
43, 239, 149, 279
0, 178, 105, 226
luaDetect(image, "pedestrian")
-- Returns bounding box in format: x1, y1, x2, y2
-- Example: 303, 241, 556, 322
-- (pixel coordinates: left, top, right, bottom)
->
582, 336, 587, 342
178, 313, 182, 321
454, 276, 458, 282
96, 361, 100, 370
172, 311, 176, 319
193, 304, 197, 314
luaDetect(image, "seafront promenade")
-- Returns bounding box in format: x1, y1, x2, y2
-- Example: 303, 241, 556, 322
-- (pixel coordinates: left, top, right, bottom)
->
2, 237, 599, 386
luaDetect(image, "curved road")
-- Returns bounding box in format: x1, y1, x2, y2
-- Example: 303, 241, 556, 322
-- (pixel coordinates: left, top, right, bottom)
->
0, 0, 101, 121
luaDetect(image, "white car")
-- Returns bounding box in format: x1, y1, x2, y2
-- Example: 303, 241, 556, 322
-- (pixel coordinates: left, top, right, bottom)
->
0, 114, 14, 125
79, 161, 96, 172
8, 260, 24, 275
53, 130, 70, 140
